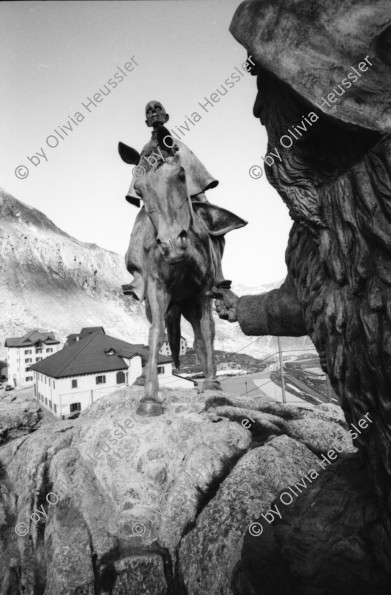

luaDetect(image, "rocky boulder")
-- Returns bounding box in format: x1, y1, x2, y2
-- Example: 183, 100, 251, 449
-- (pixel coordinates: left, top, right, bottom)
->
0, 386, 354, 594
0, 391, 44, 446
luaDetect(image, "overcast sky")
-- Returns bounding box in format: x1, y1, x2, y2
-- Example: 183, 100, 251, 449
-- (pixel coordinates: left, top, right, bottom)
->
0, 0, 292, 286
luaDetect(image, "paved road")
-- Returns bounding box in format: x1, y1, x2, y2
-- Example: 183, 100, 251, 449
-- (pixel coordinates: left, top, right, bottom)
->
220, 368, 311, 406
220, 366, 334, 407
219, 372, 274, 401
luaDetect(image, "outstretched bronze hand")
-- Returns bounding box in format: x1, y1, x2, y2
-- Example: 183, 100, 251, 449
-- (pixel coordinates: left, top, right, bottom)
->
212, 286, 239, 322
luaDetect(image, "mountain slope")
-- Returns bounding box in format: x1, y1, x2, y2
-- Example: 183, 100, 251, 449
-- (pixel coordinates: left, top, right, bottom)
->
0, 188, 150, 354
0, 188, 314, 359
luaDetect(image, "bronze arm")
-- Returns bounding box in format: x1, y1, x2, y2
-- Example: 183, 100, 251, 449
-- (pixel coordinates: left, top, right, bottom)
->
236, 277, 307, 337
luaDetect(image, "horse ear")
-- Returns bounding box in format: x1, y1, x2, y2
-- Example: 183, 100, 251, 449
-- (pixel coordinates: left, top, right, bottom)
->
156, 126, 178, 155
125, 195, 141, 207
118, 142, 141, 165
192, 202, 248, 236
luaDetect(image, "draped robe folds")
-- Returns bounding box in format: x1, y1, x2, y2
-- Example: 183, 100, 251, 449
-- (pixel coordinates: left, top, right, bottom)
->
126, 132, 219, 205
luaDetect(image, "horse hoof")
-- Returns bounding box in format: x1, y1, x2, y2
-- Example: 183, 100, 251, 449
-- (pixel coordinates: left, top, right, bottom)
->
202, 380, 222, 391
136, 401, 164, 416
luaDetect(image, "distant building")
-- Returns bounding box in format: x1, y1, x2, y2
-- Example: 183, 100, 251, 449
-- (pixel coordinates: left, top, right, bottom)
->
30, 328, 194, 419
64, 327, 105, 348
159, 333, 187, 358
4, 330, 61, 387
64, 333, 79, 347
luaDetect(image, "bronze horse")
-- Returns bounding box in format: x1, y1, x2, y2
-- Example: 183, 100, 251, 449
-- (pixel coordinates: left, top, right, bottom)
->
119, 128, 247, 416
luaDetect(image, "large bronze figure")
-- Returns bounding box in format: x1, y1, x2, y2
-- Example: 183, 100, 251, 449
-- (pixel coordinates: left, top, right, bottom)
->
119, 126, 247, 416
214, 0, 391, 592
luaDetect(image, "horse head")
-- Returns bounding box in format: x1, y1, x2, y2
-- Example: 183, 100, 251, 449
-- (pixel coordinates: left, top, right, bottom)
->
133, 153, 192, 264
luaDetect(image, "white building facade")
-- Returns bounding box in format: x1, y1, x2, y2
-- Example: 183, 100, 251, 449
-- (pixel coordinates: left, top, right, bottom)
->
159, 334, 187, 358
5, 331, 61, 387
33, 357, 142, 418
33, 358, 194, 418
154, 362, 195, 389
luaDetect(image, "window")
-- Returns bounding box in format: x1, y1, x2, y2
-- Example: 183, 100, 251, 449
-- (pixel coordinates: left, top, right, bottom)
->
157, 366, 165, 375
70, 402, 81, 413
45, 397, 48, 405
96, 375, 106, 385
36, 357, 42, 362
25, 376, 33, 381
49, 400, 52, 410
25, 367, 31, 372
71, 379, 78, 389
116, 371, 126, 384
46, 348, 53, 353
25, 358, 32, 363
24, 349, 32, 355
53, 381, 56, 389
36, 348, 42, 354
53, 404, 57, 413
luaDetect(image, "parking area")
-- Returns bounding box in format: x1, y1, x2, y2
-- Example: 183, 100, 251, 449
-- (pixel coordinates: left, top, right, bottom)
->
0, 384, 33, 399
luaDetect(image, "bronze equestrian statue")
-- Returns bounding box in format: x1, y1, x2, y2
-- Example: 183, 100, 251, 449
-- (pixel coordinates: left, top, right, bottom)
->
214, 0, 391, 593
121, 100, 231, 303
119, 125, 247, 416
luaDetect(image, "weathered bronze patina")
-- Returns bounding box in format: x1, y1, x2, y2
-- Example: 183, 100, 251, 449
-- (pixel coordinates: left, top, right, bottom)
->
213, 1, 391, 592
119, 126, 246, 416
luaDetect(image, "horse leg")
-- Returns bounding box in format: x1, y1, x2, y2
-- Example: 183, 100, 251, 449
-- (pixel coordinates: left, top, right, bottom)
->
181, 299, 206, 373
132, 297, 152, 387
136, 283, 169, 416
181, 297, 221, 392
165, 303, 181, 369
145, 296, 152, 323
198, 295, 221, 391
